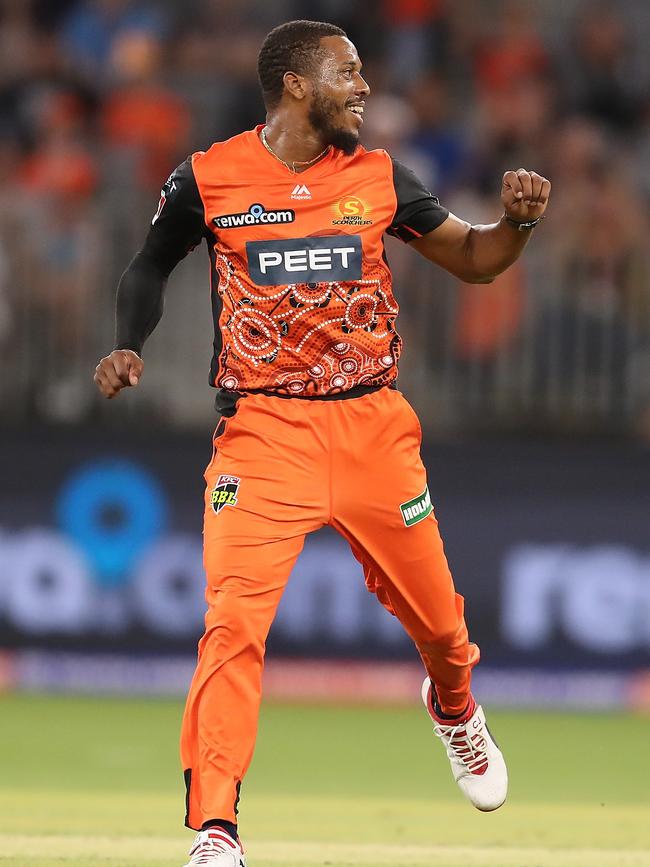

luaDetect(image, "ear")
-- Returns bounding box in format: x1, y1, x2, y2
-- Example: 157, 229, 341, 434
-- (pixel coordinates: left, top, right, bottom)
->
283, 71, 310, 101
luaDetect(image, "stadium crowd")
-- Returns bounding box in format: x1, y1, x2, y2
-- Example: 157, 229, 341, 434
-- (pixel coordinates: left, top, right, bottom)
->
1, 0, 649, 436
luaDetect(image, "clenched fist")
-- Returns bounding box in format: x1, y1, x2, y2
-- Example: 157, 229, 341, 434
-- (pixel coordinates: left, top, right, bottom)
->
94, 349, 143, 399
501, 168, 551, 223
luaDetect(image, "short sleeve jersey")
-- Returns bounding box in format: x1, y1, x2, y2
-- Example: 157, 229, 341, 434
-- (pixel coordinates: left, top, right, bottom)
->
147, 124, 448, 398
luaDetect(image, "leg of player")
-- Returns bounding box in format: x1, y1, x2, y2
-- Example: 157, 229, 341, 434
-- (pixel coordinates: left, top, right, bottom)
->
181, 523, 304, 867
180, 395, 328, 865
330, 388, 507, 812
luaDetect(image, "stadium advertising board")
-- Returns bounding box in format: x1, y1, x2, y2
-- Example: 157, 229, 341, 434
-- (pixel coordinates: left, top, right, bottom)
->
0, 430, 648, 668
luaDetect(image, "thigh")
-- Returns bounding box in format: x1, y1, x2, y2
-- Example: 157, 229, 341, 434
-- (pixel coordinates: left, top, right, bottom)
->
203, 393, 328, 598
331, 389, 460, 641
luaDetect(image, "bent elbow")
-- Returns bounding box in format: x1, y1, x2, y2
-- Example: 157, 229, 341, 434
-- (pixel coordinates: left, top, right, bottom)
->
457, 269, 496, 284
468, 273, 496, 284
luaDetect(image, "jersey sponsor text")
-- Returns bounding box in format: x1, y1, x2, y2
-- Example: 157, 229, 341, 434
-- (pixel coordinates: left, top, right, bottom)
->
213, 203, 295, 230
246, 235, 363, 286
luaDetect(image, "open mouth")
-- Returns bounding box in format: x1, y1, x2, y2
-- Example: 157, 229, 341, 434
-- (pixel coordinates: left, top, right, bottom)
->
346, 103, 365, 124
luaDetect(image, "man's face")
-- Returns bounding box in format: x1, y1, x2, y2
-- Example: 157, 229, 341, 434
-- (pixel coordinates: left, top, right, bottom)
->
307, 36, 370, 155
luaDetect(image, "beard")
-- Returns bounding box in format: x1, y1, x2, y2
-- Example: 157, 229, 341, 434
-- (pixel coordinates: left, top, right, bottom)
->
308, 89, 359, 156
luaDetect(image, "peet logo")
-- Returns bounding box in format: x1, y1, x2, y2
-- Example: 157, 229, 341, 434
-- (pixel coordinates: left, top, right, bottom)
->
213, 203, 295, 230
332, 195, 372, 226
210, 474, 240, 515
246, 235, 362, 287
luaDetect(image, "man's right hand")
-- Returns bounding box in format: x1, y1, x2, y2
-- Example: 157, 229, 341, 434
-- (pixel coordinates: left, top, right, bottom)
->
94, 349, 144, 399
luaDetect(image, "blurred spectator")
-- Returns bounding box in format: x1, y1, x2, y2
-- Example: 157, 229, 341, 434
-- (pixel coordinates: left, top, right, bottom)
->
0, 135, 18, 354
61, 0, 167, 81
469, 74, 557, 196
0, 0, 41, 84
0, 28, 97, 151
382, 0, 447, 86
20, 95, 98, 198
102, 30, 190, 189
16, 94, 101, 420
446, 190, 527, 407
473, 0, 549, 96
567, 4, 643, 133
534, 118, 650, 415
362, 91, 435, 188
406, 72, 468, 196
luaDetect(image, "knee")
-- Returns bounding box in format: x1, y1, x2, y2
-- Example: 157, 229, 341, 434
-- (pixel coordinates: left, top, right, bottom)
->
415, 619, 468, 654
202, 589, 270, 658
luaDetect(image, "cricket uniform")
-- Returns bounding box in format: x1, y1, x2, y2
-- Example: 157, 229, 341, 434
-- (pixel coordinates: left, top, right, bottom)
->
125, 126, 480, 830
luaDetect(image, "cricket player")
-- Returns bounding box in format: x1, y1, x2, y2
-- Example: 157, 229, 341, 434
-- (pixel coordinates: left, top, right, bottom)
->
94, 20, 550, 867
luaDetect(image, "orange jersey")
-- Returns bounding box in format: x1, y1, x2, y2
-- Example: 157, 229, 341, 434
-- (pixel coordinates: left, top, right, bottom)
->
136, 125, 448, 401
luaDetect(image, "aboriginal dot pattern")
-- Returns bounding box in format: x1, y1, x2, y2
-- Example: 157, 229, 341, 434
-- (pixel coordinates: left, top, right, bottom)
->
214, 244, 401, 396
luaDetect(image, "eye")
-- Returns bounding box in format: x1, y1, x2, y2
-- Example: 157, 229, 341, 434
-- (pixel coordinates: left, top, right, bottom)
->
341, 69, 353, 79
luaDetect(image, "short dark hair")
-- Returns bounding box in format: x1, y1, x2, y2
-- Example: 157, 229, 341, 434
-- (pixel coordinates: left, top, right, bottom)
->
258, 20, 347, 110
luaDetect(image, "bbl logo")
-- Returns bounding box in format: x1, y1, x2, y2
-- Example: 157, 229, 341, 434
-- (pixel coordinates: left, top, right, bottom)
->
211, 474, 240, 514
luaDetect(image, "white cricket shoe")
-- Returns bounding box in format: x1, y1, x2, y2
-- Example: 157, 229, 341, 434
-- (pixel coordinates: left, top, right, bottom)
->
421, 678, 508, 812
182, 828, 246, 866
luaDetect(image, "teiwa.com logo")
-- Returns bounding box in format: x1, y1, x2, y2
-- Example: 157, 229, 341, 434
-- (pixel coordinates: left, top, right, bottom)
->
213, 203, 295, 230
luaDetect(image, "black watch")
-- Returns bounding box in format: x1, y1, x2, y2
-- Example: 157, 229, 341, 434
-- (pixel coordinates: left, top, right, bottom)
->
503, 212, 545, 231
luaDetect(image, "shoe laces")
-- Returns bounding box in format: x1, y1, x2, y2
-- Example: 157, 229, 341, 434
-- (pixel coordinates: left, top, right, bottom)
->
188, 829, 239, 864
434, 719, 489, 775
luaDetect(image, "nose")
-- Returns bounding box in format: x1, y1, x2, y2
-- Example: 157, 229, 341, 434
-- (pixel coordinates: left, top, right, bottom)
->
356, 73, 370, 97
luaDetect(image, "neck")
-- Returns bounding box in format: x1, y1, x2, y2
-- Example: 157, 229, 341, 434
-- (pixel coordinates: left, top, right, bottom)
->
262, 115, 329, 166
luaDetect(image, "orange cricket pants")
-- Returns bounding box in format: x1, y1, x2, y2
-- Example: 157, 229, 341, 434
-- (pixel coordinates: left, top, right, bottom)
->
180, 387, 479, 829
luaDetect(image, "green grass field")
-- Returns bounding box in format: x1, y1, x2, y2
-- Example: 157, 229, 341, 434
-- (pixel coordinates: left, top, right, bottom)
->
0, 693, 648, 867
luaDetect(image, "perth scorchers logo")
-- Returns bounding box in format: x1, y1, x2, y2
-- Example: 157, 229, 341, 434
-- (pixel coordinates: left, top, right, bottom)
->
210, 474, 240, 514
332, 195, 372, 226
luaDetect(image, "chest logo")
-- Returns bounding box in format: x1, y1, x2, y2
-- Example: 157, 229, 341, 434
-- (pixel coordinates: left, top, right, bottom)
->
246, 234, 362, 287
291, 184, 311, 200
213, 203, 295, 230
332, 196, 372, 226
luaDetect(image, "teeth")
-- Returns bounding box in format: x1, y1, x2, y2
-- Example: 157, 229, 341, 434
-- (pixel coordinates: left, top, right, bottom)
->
348, 105, 364, 114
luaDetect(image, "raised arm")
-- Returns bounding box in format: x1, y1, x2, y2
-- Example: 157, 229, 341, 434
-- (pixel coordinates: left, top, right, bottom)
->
387, 161, 550, 284
94, 156, 207, 399
411, 169, 550, 283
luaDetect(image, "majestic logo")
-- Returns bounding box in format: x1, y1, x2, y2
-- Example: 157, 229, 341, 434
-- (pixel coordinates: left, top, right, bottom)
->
332, 196, 372, 226
213, 203, 295, 230
210, 474, 240, 514
291, 184, 311, 200
400, 486, 433, 527
246, 234, 362, 287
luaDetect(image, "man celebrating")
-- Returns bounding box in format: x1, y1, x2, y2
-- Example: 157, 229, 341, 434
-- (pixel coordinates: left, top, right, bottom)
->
94, 20, 550, 867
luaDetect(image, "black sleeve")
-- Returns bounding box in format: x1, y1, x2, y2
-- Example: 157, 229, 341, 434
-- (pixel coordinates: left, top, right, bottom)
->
114, 157, 207, 353
386, 158, 449, 243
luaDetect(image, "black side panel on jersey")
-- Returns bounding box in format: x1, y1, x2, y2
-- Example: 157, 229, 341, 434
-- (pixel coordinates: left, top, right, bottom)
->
115, 157, 209, 353
207, 242, 224, 388
386, 158, 449, 243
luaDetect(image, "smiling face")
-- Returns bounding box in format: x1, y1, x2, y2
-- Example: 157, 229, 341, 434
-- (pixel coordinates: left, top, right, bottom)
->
305, 35, 370, 155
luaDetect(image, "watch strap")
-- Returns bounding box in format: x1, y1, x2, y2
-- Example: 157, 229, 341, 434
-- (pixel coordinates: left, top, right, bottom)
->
503, 212, 545, 231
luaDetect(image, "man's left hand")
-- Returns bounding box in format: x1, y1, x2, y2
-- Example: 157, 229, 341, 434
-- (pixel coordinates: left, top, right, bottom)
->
501, 168, 551, 222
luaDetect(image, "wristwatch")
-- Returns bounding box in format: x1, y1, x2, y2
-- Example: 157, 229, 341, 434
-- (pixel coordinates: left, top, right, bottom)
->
503, 212, 545, 231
